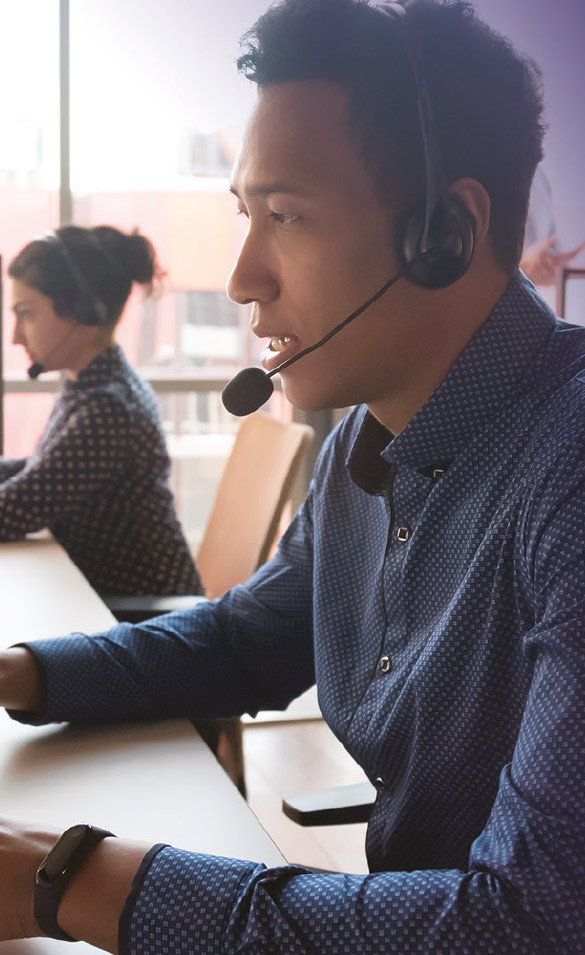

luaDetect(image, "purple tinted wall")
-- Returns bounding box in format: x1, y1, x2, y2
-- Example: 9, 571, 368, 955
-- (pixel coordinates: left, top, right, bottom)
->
476, 0, 585, 249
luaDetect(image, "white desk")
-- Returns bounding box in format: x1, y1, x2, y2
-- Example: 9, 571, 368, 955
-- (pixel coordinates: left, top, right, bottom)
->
0, 539, 116, 639
0, 541, 286, 954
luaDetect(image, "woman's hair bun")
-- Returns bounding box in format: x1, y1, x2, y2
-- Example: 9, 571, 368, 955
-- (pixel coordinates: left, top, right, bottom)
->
9, 223, 164, 326
92, 226, 161, 289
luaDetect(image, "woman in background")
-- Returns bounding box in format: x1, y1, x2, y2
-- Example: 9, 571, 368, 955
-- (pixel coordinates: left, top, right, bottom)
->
520, 164, 584, 286
1, 225, 203, 598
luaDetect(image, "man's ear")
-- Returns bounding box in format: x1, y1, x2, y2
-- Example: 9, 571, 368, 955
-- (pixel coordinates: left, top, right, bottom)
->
449, 178, 491, 243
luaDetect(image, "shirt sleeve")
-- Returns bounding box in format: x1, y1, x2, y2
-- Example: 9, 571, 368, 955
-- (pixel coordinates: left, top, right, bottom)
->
15, 433, 585, 951
0, 457, 26, 483
0, 396, 129, 540
119, 574, 584, 955
11, 487, 316, 726
24, 513, 584, 952
116, 441, 585, 954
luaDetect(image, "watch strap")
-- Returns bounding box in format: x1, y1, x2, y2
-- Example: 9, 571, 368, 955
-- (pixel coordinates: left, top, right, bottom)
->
34, 824, 115, 942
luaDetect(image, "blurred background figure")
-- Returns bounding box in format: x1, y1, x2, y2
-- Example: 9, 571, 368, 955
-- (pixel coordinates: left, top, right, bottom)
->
1, 225, 203, 598
520, 164, 585, 287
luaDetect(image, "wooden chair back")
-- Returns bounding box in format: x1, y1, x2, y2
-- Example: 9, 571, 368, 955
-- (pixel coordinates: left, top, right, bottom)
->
196, 413, 314, 599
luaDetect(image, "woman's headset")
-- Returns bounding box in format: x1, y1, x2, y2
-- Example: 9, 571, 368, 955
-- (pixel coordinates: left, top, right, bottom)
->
36, 231, 109, 326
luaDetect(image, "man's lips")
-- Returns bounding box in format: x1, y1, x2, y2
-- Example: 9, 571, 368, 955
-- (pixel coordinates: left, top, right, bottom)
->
260, 334, 302, 373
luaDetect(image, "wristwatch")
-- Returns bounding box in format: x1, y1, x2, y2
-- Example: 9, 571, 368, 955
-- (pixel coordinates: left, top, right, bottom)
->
34, 823, 116, 941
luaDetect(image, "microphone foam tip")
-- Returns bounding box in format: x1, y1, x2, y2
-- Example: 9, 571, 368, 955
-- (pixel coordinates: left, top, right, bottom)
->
222, 366, 274, 416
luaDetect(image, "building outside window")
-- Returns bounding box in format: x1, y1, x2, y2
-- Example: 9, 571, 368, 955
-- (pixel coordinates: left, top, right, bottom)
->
0, 0, 301, 551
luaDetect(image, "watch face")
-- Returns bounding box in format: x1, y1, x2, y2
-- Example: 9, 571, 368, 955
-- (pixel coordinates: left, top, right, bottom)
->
37, 825, 89, 884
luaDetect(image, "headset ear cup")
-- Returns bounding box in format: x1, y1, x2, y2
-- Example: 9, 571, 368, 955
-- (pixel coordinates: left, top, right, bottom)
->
79, 300, 108, 326
401, 198, 475, 289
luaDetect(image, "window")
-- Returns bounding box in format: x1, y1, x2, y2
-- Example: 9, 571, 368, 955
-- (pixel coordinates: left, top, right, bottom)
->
0, 0, 60, 455
1, 0, 301, 551
64, 1, 296, 547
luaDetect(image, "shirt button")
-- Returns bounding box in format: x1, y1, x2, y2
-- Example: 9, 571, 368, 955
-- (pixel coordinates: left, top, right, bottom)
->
379, 655, 392, 673
396, 526, 410, 542
375, 776, 385, 787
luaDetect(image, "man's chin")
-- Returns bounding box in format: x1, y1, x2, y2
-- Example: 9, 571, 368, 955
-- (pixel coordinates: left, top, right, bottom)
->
281, 379, 351, 414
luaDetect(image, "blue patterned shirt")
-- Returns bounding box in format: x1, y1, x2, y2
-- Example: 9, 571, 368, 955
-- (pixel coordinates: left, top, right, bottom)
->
18, 274, 585, 952
0, 344, 201, 597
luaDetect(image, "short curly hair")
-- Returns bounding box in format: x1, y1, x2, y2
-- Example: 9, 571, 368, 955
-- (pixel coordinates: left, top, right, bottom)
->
238, 0, 545, 272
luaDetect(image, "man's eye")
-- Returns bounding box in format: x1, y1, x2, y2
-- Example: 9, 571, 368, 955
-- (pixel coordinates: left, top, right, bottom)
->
269, 212, 299, 226
235, 208, 249, 219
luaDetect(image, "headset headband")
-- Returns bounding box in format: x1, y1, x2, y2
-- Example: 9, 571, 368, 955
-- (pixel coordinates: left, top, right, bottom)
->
373, 2, 446, 252
34, 230, 109, 325
369, 1, 475, 288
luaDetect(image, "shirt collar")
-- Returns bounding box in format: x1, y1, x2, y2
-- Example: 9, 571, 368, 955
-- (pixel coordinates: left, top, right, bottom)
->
348, 272, 556, 490
65, 344, 125, 391
348, 409, 394, 495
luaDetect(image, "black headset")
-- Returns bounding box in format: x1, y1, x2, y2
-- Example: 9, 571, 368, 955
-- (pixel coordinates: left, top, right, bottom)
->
36, 230, 110, 326
378, 2, 475, 290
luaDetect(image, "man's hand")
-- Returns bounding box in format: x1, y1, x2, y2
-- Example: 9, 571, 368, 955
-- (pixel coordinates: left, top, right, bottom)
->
521, 235, 585, 286
0, 816, 150, 952
0, 648, 44, 713
0, 818, 60, 940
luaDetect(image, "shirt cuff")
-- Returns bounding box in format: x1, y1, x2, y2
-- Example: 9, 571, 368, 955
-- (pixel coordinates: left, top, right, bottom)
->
6, 642, 48, 725
122, 846, 263, 954
6, 637, 92, 725
5, 631, 151, 725
119, 844, 169, 955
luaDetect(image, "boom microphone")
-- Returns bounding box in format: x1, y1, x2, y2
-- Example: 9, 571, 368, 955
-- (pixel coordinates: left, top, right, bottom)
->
222, 267, 405, 416
28, 362, 45, 380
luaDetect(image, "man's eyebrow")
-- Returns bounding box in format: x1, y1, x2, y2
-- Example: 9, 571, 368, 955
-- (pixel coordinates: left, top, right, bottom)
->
229, 182, 314, 200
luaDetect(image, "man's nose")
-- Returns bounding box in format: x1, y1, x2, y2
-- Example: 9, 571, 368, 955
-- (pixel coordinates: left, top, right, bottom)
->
226, 227, 279, 307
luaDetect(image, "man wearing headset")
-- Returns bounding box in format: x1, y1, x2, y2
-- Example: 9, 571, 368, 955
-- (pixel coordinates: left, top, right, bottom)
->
0, 1, 583, 952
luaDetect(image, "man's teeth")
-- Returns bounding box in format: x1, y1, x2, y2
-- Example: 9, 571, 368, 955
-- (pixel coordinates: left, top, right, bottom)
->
270, 336, 292, 353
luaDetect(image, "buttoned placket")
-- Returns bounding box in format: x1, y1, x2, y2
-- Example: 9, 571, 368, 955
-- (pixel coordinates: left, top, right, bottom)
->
356, 463, 445, 784
379, 464, 433, 651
